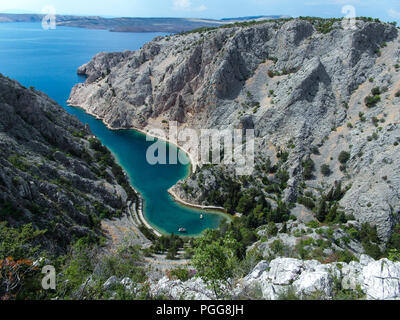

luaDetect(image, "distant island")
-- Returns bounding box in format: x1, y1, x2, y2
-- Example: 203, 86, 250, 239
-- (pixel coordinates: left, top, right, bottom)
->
0, 13, 290, 33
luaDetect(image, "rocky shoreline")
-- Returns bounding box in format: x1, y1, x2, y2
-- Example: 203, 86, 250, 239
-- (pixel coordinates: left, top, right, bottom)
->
67, 104, 229, 237
168, 188, 226, 212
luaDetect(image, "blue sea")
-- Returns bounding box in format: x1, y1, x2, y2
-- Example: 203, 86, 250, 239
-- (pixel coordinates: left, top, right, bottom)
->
0, 22, 225, 236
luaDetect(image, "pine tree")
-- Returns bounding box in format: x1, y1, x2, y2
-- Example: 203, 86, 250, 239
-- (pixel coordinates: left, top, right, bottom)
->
316, 199, 328, 222
333, 181, 343, 201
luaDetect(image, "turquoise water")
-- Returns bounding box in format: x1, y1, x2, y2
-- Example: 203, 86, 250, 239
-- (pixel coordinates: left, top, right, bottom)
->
0, 22, 225, 236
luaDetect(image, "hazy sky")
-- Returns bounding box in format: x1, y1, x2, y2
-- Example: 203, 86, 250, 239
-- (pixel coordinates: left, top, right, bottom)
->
1, 0, 400, 22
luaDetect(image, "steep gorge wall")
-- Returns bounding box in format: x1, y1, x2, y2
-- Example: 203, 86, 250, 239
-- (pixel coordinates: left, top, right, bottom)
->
0, 74, 139, 254
68, 19, 400, 242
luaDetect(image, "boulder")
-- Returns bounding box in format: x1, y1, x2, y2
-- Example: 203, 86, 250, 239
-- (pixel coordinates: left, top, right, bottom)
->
293, 271, 333, 298
121, 277, 134, 291
103, 276, 119, 290
361, 259, 400, 300
267, 258, 303, 285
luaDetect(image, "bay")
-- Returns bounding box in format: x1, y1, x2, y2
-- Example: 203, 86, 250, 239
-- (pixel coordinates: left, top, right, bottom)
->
0, 22, 225, 236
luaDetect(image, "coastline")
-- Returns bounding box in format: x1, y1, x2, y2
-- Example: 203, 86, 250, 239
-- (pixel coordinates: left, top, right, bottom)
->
132, 194, 163, 238
69, 104, 197, 174
167, 188, 227, 213
133, 126, 197, 175
67, 104, 231, 236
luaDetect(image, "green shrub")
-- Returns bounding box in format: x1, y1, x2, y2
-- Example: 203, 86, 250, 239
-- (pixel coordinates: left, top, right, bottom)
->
166, 247, 178, 260
338, 151, 351, 164
7, 155, 29, 172
306, 221, 320, 229
277, 151, 289, 163
362, 241, 382, 260
298, 196, 315, 210
359, 223, 382, 259
169, 268, 191, 281
348, 228, 359, 240
311, 146, 320, 155
388, 249, 400, 262
315, 200, 328, 222
271, 240, 285, 255
386, 224, 400, 256
371, 87, 381, 95
267, 222, 278, 237
302, 158, 315, 180
316, 20, 334, 34
321, 164, 331, 177
365, 88, 381, 108
337, 250, 357, 263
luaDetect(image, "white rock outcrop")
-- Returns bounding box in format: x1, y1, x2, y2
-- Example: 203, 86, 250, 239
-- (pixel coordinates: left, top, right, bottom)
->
361, 259, 400, 300
150, 277, 215, 300
147, 256, 400, 300
238, 256, 400, 300
103, 276, 119, 290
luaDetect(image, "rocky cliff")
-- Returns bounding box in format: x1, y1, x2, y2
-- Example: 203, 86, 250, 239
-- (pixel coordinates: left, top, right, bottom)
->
0, 74, 138, 254
68, 18, 400, 246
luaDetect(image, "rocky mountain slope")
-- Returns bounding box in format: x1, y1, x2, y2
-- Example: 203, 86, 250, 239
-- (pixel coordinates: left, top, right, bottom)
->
0, 74, 139, 254
68, 17, 400, 251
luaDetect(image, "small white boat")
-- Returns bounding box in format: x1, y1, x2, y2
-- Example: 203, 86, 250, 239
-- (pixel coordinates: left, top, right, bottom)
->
200, 214, 204, 219
178, 228, 187, 233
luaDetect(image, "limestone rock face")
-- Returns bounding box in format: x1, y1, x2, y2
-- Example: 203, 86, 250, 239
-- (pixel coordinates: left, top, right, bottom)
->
236, 256, 400, 300
103, 276, 119, 290
267, 258, 303, 285
99, 256, 400, 300
247, 260, 269, 279
150, 276, 215, 300
293, 270, 333, 298
361, 259, 400, 300
120, 277, 134, 291
0, 74, 137, 254
69, 19, 400, 242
